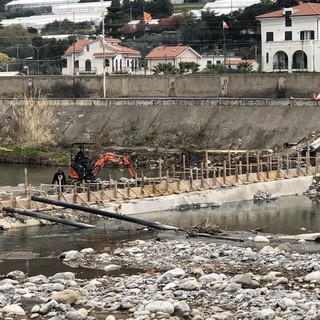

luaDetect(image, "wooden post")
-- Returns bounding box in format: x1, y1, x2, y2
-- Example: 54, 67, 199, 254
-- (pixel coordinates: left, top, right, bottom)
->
266, 155, 270, 179
277, 155, 281, 178
223, 160, 227, 185
228, 151, 231, 176
256, 151, 260, 181
109, 174, 112, 189
87, 182, 91, 202
24, 168, 28, 197
141, 169, 144, 188
213, 167, 216, 187
189, 168, 193, 190
127, 182, 130, 197
205, 150, 209, 179
114, 180, 118, 198
152, 179, 156, 194
158, 157, 162, 178
200, 163, 204, 188
235, 164, 238, 183
195, 167, 199, 180
172, 164, 176, 179
73, 182, 77, 204
246, 150, 250, 182
239, 160, 242, 175
183, 155, 186, 180
165, 170, 169, 193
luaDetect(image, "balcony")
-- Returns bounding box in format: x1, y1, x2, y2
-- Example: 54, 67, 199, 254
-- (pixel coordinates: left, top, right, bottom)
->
76, 67, 97, 75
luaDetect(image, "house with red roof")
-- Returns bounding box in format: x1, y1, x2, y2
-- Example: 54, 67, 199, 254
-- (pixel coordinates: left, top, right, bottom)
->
62, 37, 142, 75
256, 2, 320, 73
145, 45, 202, 74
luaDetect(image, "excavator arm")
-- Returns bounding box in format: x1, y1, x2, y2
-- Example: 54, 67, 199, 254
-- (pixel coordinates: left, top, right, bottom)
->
92, 153, 136, 178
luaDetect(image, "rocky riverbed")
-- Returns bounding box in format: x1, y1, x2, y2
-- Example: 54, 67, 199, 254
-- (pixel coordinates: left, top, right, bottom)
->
2, 235, 320, 320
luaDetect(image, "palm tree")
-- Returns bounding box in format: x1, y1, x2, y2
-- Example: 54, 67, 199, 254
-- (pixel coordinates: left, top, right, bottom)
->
237, 62, 253, 73
152, 62, 178, 74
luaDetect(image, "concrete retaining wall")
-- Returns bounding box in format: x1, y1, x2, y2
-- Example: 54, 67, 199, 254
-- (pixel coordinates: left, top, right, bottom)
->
2, 73, 320, 98
0, 97, 319, 150
110, 176, 313, 214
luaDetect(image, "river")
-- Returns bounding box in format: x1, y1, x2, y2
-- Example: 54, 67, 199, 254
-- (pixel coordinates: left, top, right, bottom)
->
0, 165, 320, 279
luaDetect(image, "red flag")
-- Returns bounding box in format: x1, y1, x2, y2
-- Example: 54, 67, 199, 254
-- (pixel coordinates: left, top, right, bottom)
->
143, 11, 152, 22
223, 21, 229, 29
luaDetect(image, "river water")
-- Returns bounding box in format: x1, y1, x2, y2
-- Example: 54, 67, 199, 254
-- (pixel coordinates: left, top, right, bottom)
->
0, 165, 320, 279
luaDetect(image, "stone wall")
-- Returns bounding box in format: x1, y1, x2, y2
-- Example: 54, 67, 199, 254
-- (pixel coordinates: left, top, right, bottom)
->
1, 73, 320, 98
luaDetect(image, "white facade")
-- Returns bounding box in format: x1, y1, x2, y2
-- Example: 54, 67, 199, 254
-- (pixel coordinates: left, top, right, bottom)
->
62, 37, 142, 75
1, 1, 110, 31
257, 3, 320, 73
5, 0, 79, 11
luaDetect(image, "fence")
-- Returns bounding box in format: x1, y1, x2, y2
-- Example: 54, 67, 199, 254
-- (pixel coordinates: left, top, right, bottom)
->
0, 149, 317, 211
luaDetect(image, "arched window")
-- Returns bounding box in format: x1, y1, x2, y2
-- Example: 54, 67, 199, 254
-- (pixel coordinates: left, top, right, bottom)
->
120, 60, 122, 71
85, 59, 91, 71
105, 59, 110, 67
75, 60, 79, 69
115, 59, 118, 71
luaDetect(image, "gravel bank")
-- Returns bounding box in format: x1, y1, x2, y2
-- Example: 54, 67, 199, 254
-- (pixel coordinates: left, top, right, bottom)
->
2, 236, 320, 320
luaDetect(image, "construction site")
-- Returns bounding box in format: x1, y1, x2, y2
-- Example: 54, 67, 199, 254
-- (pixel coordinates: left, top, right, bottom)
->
0, 133, 319, 224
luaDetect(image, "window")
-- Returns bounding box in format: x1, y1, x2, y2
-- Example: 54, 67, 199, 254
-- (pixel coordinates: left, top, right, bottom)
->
74, 60, 79, 68
285, 31, 292, 40
266, 53, 269, 64
300, 30, 315, 40
266, 32, 273, 42
86, 45, 89, 52
207, 61, 212, 66
85, 59, 91, 71
105, 59, 110, 67
284, 11, 292, 26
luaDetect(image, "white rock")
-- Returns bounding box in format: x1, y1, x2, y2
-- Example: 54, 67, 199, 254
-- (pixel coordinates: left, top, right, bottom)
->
103, 264, 121, 272
179, 279, 202, 290
1, 304, 25, 315
254, 236, 270, 243
80, 248, 94, 254
255, 308, 275, 319
145, 301, 174, 314
163, 267, 185, 278
304, 271, 320, 282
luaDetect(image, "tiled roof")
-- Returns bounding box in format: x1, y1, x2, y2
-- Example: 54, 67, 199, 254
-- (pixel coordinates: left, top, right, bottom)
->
64, 39, 89, 55
145, 45, 191, 58
225, 59, 256, 65
64, 37, 141, 57
256, 2, 320, 19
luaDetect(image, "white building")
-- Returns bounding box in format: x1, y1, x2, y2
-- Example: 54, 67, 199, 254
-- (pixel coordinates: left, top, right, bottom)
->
62, 37, 142, 75
5, 0, 79, 11
203, 0, 261, 16
1, 1, 110, 32
256, 2, 320, 73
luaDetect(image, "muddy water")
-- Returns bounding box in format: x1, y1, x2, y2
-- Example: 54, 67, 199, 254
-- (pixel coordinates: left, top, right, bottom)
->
1, 195, 320, 278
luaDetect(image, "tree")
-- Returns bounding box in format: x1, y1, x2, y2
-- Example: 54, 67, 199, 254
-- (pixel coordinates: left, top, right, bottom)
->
0, 52, 16, 70
237, 62, 253, 73
0, 25, 32, 48
152, 62, 178, 74
149, 0, 173, 19
179, 61, 199, 74
103, 0, 123, 38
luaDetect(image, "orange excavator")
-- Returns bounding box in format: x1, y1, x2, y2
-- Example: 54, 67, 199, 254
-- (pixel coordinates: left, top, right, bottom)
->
68, 143, 135, 182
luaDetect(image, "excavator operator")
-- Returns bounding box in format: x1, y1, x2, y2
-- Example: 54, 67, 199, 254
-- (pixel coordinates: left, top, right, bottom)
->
72, 145, 93, 180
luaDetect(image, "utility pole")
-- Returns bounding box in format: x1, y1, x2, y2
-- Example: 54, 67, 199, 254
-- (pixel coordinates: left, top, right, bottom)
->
102, 0, 106, 98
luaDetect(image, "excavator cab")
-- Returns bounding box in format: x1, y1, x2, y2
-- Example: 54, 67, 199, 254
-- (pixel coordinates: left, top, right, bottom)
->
69, 143, 95, 182
68, 142, 136, 183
